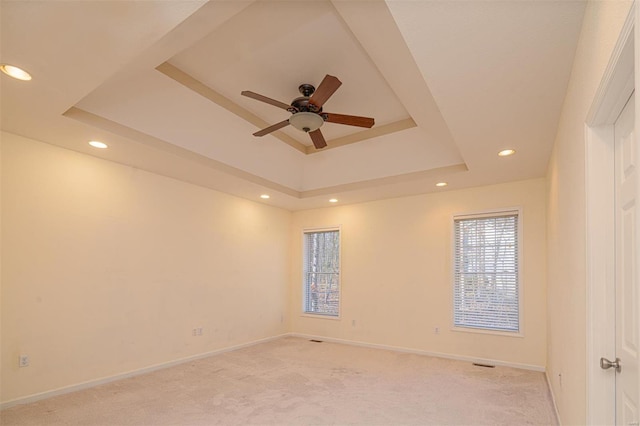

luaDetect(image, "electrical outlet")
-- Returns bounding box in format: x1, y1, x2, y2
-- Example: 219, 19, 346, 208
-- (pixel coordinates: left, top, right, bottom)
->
352, 319, 356, 327
19, 355, 29, 368
434, 327, 440, 334
192, 327, 203, 336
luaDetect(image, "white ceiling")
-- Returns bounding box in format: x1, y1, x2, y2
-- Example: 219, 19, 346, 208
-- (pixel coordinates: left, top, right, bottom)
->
0, 0, 586, 211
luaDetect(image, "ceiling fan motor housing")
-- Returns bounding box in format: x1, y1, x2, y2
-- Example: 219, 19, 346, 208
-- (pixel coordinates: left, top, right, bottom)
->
290, 96, 322, 114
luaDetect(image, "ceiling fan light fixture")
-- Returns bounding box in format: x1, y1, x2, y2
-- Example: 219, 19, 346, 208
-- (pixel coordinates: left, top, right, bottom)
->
289, 112, 324, 133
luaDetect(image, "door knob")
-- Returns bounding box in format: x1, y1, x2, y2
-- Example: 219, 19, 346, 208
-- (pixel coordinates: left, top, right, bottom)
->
600, 357, 621, 373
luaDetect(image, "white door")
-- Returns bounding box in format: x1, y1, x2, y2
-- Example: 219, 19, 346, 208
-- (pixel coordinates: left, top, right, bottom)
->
613, 91, 639, 425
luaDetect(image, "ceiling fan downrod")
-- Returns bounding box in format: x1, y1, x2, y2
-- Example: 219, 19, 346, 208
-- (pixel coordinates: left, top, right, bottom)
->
298, 84, 315, 97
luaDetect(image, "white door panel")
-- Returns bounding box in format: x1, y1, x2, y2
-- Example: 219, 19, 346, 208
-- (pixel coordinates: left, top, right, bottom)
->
615, 91, 639, 426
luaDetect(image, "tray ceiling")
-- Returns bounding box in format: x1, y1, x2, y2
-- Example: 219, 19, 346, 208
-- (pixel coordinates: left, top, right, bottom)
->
0, 0, 586, 210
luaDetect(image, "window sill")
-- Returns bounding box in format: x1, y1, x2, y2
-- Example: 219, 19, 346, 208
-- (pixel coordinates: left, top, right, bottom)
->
301, 313, 341, 321
451, 326, 524, 338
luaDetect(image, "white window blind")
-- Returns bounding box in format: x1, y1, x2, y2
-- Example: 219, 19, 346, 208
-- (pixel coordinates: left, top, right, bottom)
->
453, 212, 520, 332
303, 229, 340, 317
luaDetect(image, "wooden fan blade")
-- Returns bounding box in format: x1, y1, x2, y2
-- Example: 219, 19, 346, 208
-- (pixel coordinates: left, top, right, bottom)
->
309, 129, 327, 149
324, 113, 375, 128
253, 120, 290, 137
241, 91, 291, 110
309, 75, 342, 108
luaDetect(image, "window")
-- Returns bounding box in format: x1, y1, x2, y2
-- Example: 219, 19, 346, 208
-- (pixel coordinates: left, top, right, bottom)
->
303, 228, 340, 317
453, 210, 520, 333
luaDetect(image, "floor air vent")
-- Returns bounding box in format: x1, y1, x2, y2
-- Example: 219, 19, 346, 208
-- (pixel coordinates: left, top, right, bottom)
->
309, 339, 323, 343
472, 363, 495, 368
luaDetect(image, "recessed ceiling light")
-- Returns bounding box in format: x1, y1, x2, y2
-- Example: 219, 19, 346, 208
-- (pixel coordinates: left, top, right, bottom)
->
436, 182, 448, 187
329, 198, 338, 203
260, 194, 270, 199
88, 141, 108, 149
498, 149, 516, 157
0, 64, 32, 81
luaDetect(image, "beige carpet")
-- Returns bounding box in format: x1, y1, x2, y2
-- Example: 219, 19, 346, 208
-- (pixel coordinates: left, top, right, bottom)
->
1, 337, 557, 425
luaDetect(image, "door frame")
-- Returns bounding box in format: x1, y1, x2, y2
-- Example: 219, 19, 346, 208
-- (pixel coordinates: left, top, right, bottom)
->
585, 3, 638, 425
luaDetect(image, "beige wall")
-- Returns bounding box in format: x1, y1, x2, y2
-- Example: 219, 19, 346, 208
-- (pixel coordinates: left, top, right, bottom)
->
1, 132, 549, 405
546, 1, 633, 424
0, 132, 291, 403
290, 179, 547, 369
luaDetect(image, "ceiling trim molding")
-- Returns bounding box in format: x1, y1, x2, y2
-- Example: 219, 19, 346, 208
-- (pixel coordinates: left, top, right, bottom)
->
300, 163, 468, 198
157, 61, 416, 155
156, 61, 307, 154
304, 117, 416, 155
63, 106, 466, 201
331, 0, 463, 162
63, 106, 302, 197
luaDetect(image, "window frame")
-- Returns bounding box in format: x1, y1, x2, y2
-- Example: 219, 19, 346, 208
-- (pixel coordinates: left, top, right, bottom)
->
301, 226, 342, 320
450, 208, 524, 337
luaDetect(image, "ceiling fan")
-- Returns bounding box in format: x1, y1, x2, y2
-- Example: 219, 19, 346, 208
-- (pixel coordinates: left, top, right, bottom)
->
241, 75, 375, 149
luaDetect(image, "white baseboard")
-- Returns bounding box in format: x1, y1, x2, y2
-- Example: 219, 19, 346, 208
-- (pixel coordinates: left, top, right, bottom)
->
287, 332, 546, 372
545, 371, 562, 425
0, 334, 287, 410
